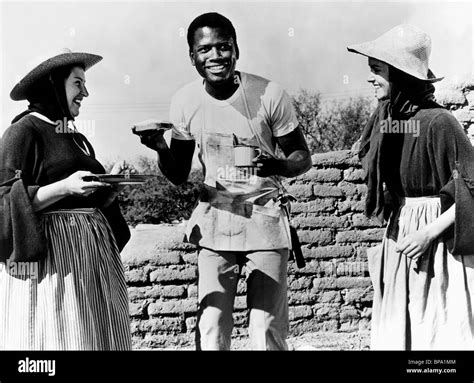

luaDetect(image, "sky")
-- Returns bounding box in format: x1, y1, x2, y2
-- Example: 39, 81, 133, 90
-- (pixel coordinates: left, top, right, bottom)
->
0, 0, 472, 164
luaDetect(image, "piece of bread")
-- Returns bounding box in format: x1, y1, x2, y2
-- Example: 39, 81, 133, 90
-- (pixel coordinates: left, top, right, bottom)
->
132, 119, 174, 134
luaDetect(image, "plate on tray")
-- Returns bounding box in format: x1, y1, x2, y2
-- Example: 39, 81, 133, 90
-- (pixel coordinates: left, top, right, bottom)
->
88, 174, 155, 185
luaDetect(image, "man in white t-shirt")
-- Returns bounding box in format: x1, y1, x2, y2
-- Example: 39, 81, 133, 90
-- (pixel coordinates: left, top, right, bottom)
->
139, 12, 311, 350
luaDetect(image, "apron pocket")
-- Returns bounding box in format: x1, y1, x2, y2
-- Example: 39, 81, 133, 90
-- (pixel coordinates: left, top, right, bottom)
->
248, 203, 290, 250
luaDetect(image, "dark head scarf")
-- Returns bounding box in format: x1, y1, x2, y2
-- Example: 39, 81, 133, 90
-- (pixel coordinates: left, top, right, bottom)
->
359, 66, 444, 223
11, 64, 82, 124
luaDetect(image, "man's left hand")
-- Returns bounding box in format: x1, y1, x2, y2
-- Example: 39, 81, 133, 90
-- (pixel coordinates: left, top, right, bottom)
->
252, 153, 282, 177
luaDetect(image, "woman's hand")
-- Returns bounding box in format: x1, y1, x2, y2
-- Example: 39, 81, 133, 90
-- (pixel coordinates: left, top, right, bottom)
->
110, 160, 137, 175
395, 228, 435, 262
62, 171, 109, 197
395, 204, 456, 263
107, 160, 137, 199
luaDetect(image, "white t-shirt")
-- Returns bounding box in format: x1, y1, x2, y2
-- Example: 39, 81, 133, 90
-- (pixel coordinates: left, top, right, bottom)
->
170, 72, 298, 150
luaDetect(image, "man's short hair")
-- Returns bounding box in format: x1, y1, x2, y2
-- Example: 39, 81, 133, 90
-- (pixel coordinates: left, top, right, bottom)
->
187, 12, 239, 57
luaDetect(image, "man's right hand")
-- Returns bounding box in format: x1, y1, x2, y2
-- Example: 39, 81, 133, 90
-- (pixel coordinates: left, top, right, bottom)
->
139, 130, 166, 151
133, 120, 173, 151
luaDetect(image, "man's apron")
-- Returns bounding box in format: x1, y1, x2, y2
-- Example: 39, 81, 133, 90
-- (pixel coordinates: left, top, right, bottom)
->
184, 86, 291, 251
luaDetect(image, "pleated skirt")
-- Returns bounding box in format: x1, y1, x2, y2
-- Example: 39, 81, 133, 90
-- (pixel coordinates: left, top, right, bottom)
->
368, 197, 474, 350
0, 208, 131, 350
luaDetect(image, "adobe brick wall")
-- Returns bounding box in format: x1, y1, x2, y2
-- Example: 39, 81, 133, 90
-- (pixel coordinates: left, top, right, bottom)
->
122, 77, 474, 349
436, 76, 474, 136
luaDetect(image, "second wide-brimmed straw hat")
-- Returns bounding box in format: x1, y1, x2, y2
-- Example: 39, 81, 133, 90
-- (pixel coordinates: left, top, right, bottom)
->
347, 24, 443, 83
10, 48, 103, 101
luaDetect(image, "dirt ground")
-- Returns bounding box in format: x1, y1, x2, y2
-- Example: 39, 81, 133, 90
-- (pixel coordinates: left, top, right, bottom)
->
157, 331, 371, 351
232, 331, 371, 351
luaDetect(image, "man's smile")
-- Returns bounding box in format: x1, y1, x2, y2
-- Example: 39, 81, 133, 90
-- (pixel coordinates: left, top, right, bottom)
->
206, 63, 228, 74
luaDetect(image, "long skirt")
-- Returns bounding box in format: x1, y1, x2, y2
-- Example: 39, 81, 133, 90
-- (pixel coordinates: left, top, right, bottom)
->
368, 196, 474, 350
0, 208, 131, 350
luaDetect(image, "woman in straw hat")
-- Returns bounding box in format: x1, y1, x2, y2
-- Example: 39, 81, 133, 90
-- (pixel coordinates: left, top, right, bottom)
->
0, 48, 132, 350
348, 24, 474, 350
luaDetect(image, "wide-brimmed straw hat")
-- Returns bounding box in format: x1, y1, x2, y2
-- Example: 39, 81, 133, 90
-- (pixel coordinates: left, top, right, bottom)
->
10, 48, 103, 101
347, 24, 443, 83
